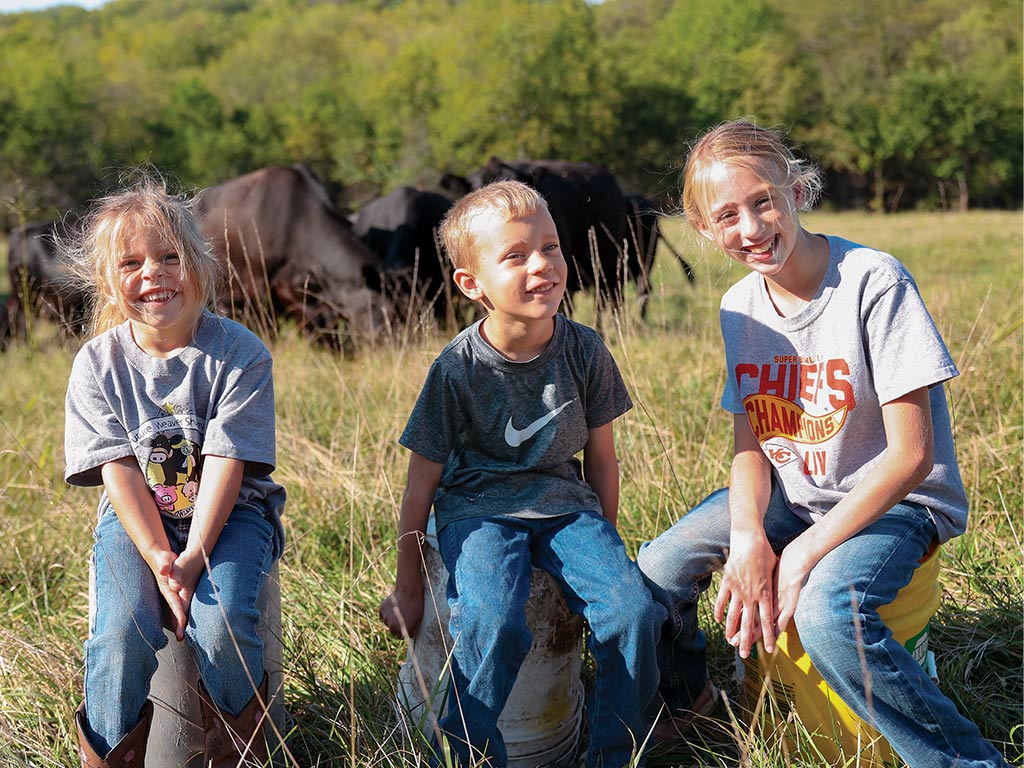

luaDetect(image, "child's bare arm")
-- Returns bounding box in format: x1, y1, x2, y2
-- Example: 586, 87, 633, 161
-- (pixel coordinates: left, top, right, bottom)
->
583, 422, 620, 527
101, 457, 189, 640
171, 455, 245, 614
380, 452, 444, 639
715, 415, 777, 657
774, 387, 934, 634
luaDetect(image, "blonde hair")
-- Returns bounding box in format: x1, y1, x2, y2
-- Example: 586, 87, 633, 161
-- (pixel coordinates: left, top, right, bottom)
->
440, 180, 548, 270
65, 173, 222, 337
681, 119, 823, 231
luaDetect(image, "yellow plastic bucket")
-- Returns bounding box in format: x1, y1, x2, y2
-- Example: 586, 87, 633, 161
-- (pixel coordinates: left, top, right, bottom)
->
741, 545, 941, 766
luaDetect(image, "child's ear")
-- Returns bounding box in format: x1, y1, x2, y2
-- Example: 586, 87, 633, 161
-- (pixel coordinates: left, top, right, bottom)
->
793, 183, 806, 209
453, 268, 483, 301
692, 214, 714, 242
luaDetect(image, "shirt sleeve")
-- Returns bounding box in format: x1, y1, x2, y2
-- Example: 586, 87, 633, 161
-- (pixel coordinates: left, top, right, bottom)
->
583, 336, 633, 429
719, 288, 751, 414
64, 352, 134, 487
202, 357, 277, 476
399, 360, 460, 464
863, 275, 959, 404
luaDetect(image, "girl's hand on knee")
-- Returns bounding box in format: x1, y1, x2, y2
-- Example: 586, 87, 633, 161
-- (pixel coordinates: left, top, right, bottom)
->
715, 531, 778, 657
774, 546, 813, 636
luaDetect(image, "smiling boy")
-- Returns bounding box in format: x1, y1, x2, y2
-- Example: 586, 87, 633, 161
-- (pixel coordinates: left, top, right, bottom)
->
379, 181, 663, 768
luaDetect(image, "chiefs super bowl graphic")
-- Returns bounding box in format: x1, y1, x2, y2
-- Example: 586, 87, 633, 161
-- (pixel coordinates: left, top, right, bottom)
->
736, 356, 855, 478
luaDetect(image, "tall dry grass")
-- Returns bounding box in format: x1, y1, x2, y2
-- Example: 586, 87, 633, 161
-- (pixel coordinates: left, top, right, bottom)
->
0, 211, 1020, 766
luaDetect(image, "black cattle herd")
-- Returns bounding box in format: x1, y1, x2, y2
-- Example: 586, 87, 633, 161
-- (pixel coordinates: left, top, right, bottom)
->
1, 159, 694, 348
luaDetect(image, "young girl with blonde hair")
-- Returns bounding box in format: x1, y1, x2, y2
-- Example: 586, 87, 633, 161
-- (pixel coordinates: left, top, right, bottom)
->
638, 119, 1008, 767
64, 175, 285, 767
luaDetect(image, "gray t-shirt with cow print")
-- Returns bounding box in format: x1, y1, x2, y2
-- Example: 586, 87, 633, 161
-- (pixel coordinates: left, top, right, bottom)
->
65, 311, 286, 530
401, 314, 632, 532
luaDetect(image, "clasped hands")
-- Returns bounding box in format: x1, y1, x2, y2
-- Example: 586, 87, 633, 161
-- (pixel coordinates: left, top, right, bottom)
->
150, 547, 207, 642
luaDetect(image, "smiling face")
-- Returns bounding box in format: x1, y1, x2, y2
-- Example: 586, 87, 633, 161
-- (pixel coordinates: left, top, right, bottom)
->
698, 160, 803, 279
455, 206, 568, 327
114, 227, 200, 355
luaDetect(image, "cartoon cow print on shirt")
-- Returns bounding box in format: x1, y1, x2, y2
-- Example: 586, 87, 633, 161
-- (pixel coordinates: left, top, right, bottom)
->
142, 433, 201, 517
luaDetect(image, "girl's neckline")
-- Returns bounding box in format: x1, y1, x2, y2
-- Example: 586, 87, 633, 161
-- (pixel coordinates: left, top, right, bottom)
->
763, 232, 831, 317
128, 321, 191, 359
755, 235, 837, 331
116, 312, 213, 370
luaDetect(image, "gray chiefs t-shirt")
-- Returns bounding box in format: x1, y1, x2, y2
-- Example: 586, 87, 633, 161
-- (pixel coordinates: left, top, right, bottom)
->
65, 312, 286, 525
720, 235, 968, 543
401, 314, 632, 531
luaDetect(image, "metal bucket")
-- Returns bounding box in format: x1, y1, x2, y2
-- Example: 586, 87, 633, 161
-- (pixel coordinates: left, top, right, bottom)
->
87, 560, 286, 767
398, 524, 585, 767
740, 545, 942, 766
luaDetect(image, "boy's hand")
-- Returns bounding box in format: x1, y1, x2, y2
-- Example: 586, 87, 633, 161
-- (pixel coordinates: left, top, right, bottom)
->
379, 586, 424, 639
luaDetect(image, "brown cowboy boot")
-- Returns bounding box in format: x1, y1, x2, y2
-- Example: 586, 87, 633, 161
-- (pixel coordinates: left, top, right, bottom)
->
75, 700, 152, 768
198, 677, 271, 767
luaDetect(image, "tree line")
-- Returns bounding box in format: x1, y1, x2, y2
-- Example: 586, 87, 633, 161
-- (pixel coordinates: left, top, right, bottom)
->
0, 0, 1020, 230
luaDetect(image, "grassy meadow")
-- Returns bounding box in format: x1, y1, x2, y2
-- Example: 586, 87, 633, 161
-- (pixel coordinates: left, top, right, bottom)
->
0, 211, 1020, 767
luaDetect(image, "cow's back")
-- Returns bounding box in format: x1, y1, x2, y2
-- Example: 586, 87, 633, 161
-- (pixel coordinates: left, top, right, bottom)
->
199, 165, 378, 290
513, 160, 629, 290
352, 187, 455, 319
8, 221, 60, 288
197, 165, 386, 339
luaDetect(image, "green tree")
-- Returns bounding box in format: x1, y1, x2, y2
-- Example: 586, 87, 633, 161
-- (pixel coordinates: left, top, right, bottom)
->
902, 2, 1022, 209
155, 79, 283, 188
0, 0, 1019, 218
654, 0, 810, 130
428, 0, 617, 175
0, 9, 104, 223
782, 0, 1022, 211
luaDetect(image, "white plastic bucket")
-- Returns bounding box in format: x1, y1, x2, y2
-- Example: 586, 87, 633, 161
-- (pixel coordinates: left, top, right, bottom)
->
87, 560, 286, 767
398, 522, 585, 767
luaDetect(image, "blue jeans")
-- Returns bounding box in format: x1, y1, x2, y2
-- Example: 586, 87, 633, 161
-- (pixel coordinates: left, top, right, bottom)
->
436, 511, 665, 768
637, 484, 1008, 768
83, 501, 279, 756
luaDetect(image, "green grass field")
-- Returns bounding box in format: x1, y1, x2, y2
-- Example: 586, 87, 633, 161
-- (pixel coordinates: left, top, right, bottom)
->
0, 211, 1020, 766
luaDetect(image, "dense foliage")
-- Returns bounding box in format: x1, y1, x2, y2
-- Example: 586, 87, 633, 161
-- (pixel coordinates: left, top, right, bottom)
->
0, 0, 1020, 228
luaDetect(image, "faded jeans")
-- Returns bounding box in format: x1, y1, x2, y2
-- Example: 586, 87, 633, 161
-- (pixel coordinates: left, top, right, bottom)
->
637, 483, 1008, 768
83, 501, 278, 756
436, 510, 665, 768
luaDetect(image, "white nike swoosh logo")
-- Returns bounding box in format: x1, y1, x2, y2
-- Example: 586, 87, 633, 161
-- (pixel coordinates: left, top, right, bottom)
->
504, 399, 576, 447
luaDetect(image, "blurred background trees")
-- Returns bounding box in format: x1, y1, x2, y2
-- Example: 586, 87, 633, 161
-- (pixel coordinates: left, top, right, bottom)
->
0, 0, 1019, 227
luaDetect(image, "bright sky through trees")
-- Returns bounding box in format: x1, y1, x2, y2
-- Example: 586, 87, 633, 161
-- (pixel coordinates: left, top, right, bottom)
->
0, 0, 107, 12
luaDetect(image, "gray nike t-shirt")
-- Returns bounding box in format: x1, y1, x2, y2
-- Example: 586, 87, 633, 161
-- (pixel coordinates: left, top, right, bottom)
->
400, 314, 632, 531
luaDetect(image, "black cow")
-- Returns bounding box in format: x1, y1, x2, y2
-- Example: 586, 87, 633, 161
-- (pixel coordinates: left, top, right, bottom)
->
624, 195, 696, 318
0, 299, 9, 350
6, 218, 88, 339
350, 186, 455, 324
197, 165, 389, 346
442, 158, 631, 320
